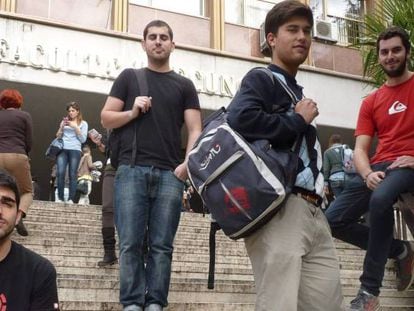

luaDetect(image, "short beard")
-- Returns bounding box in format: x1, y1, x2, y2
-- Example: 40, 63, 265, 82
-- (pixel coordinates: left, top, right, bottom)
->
381, 56, 407, 78
0, 225, 14, 243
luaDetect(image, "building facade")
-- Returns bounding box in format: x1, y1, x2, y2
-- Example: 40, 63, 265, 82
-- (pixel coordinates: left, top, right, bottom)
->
0, 0, 375, 202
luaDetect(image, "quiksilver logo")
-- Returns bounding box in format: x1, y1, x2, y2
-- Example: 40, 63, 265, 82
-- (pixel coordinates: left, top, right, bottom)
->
200, 144, 221, 171
388, 101, 407, 115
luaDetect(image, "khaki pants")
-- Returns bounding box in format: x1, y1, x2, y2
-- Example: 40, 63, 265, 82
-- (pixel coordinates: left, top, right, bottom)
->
245, 195, 344, 311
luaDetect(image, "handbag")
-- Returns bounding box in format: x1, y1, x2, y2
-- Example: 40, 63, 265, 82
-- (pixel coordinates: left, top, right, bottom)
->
45, 138, 64, 161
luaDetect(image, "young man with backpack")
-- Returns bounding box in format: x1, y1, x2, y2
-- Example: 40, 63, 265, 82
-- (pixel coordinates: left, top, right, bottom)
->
101, 20, 202, 311
226, 1, 344, 310
325, 26, 414, 310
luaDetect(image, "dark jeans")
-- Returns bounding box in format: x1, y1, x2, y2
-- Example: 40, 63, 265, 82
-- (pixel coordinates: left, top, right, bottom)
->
329, 179, 345, 198
325, 162, 414, 296
114, 165, 184, 308
56, 149, 81, 201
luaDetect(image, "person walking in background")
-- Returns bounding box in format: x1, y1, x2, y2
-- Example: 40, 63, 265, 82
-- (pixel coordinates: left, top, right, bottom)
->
226, 1, 344, 310
101, 20, 202, 311
0, 89, 33, 236
325, 26, 414, 310
88, 130, 118, 267
0, 169, 59, 310
77, 144, 98, 205
55, 102, 88, 204
323, 134, 346, 199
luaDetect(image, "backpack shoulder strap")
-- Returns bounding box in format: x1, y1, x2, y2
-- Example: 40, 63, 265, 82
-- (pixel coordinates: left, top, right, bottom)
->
208, 221, 221, 289
254, 67, 303, 153
134, 68, 149, 96
254, 67, 300, 104
130, 68, 149, 167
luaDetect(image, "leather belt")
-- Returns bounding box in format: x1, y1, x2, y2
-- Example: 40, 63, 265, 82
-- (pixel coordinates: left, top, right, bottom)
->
291, 187, 323, 207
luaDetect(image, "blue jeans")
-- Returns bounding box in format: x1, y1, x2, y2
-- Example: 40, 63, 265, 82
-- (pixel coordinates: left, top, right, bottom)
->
329, 179, 345, 198
114, 165, 184, 308
325, 162, 414, 295
56, 149, 81, 201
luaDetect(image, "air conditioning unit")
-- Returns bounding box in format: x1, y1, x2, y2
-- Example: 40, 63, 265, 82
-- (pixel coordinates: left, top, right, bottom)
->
259, 22, 271, 57
313, 19, 337, 43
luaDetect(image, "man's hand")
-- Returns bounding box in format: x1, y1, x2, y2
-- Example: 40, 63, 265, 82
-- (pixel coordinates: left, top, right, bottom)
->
130, 96, 152, 119
388, 156, 414, 170
174, 162, 188, 182
88, 132, 102, 145
68, 120, 78, 128
365, 171, 385, 190
295, 98, 319, 124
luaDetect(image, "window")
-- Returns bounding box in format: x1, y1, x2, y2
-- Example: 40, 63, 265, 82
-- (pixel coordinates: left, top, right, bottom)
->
129, 0, 205, 17
310, 0, 365, 45
225, 0, 282, 29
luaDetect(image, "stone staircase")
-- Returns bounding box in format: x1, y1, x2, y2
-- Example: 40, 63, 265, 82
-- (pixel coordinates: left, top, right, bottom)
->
12, 201, 414, 310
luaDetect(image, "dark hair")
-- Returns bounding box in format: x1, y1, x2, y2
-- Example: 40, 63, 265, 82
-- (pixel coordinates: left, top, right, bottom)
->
265, 0, 313, 43
376, 26, 411, 55
0, 89, 23, 109
143, 20, 173, 41
0, 169, 20, 209
66, 101, 83, 124
328, 134, 342, 147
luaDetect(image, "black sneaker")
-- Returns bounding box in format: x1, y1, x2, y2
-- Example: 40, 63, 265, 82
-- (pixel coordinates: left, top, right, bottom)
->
349, 289, 379, 311
16, 218, 29, 236
395, 241, 414, 291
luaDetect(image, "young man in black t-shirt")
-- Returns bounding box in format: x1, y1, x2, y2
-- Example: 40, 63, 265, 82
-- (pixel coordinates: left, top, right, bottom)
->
101, 20, 202, 311
0, 169, 59, 311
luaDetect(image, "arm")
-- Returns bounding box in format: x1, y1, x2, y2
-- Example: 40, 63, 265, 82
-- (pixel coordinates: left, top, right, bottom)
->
354, 135, 384, 190
174, 108, 202, 181
56, 120, 65, 138
322, 150, 331, 182
86, 154, 95, 169
101, 96, 152, 129
76, 121, 88, 143
226, 69, 310, 147
25, 113, 33, 154
89, 133, 106, 153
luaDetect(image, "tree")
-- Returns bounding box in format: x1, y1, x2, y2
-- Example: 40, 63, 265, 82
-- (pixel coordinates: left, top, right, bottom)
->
357, 0, 414, 87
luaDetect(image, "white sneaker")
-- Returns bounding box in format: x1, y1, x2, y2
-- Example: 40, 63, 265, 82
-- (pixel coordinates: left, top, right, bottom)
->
66, 200, 74, 204
55, 199, 64, 203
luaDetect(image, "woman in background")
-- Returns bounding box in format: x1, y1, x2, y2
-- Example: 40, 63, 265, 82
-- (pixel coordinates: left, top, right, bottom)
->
0, 89, 33, 236
55, 102, 88, 203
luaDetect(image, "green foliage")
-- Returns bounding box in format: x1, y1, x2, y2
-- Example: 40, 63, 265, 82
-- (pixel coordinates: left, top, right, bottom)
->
356, 0, 414, 87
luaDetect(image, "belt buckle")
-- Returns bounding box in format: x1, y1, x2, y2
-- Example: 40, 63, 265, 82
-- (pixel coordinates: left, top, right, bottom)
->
302, 193, 321, 207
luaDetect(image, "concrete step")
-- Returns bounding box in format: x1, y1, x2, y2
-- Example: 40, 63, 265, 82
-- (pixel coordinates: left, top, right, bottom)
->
16, 201, 414, 310
60, 301, 256, 311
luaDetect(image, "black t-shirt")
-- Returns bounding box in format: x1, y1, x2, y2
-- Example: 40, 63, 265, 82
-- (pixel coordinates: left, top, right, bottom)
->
0, 241, 59, 311
109, 68, 200, 170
